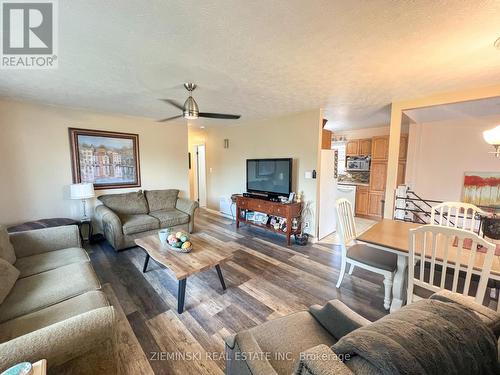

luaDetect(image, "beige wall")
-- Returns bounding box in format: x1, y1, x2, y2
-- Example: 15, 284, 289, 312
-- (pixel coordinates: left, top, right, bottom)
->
334, 124, 410, 140
192, 110, 322, 235
405, 115, 500, 201
0, 99, 189, 225
334, 125, 390, 139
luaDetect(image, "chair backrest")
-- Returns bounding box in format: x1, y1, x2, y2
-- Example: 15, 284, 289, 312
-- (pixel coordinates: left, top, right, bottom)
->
430, 201, 485, 233
335, 198, 357, 247
407, 224, 496, 306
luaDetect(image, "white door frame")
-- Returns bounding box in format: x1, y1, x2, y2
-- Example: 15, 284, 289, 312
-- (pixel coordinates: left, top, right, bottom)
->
193, 144, 207, 207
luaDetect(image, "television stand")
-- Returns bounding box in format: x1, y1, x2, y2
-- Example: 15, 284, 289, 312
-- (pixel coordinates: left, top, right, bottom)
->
235, 196, 303, 245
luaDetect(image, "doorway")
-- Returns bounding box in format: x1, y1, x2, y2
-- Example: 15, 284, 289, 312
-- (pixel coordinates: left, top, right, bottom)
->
193, 144, 207, 207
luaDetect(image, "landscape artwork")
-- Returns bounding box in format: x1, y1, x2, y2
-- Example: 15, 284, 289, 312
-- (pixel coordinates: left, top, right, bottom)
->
69, 128, 141, 189
462, 172, 500, 208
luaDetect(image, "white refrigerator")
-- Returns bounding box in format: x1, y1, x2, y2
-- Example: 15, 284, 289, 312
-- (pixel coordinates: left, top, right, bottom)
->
317, 149, 338, 240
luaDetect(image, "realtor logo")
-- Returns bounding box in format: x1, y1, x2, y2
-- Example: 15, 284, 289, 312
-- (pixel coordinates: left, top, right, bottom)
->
1, 0, 58, 69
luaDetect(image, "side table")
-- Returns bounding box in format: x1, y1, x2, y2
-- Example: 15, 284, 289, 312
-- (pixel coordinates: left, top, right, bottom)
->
78, 220, 93, 243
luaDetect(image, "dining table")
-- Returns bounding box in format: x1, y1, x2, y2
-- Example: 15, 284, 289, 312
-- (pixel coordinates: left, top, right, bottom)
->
357, 219, 500, 312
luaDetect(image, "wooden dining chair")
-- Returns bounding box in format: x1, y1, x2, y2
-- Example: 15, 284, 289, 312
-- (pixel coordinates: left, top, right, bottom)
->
335, 198, 398, 310
407, 225, 496, 306
429, 202, 498, 304
430, 201, 485, 233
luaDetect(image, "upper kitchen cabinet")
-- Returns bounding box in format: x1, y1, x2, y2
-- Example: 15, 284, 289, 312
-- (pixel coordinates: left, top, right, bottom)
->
346, 138, 371, 156
359, 139, 372, 155
321, 119, 332, 150
371, 136, 389, 160
346, 140, 359, 156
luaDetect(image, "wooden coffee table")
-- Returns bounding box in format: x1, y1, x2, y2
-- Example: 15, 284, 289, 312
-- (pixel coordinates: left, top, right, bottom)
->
135, 232, 233, 313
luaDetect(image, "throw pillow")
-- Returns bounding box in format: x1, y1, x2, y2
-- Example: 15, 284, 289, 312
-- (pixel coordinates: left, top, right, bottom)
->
0, 225, 16, 264
98, 191, 149, 215
145, 189, 179, 212
0, 258, 19, 304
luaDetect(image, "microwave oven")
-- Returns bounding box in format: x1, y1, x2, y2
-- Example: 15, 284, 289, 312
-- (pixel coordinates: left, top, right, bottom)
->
346, 156, 370, 171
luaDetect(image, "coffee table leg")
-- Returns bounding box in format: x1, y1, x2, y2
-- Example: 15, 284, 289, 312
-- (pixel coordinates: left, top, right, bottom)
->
215, 265, 227, 290
178, 278, 187, 314
143, 254, 150, 273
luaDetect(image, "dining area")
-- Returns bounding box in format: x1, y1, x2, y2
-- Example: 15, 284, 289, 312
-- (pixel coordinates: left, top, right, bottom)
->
335, 199, 500, 313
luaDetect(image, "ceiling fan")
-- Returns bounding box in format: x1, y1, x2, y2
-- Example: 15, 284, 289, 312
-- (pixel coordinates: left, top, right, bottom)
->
158, 83, 241, 122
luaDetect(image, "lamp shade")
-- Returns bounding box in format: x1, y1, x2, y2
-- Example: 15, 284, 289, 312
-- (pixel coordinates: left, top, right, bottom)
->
70, 183, 95, 200
483, 125, 500, 145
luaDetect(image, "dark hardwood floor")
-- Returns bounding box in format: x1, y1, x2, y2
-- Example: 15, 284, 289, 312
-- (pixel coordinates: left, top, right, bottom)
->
86, 209, 389, 374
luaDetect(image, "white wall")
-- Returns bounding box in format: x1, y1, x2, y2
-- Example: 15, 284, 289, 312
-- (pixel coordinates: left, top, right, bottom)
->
0, 99, 189, 225
193, 110, 322, 235
405, 115, 500, 201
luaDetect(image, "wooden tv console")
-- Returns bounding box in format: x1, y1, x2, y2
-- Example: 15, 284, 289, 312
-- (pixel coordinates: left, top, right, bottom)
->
235, 195, 303, 245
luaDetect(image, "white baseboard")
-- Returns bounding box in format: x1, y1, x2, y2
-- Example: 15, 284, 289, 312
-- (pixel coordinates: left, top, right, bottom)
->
203, 207, 234, 219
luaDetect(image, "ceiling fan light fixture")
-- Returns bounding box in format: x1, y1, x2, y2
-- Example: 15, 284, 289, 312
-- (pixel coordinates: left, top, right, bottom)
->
183, 96, 199, 120
483, 125, 500, 157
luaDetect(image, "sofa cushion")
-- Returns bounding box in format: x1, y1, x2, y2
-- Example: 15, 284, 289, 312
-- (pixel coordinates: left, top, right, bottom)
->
0, 259, 19, 304
0, 225, 16, 264
98, 191, 149, 215
347, 244, 397, 272
0, 291, 109, 343
309, 300, 371, 340
121, 214, 160, 235
145, 189, 179, 212
149, 209, 189, 228
15, 247, 90, 278
0, 262, 101, 323
237, 311, 337, 375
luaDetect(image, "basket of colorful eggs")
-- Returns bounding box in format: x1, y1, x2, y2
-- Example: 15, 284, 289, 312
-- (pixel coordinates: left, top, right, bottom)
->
166, 231, 192, 253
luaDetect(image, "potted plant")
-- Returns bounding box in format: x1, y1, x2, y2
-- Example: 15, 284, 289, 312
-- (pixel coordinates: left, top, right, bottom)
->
295, 200, 313, 246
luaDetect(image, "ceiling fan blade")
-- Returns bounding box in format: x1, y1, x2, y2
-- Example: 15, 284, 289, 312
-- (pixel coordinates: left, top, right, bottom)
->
199, 112, 241, 119
160, 99, 184, 110
157, 115, 183, 122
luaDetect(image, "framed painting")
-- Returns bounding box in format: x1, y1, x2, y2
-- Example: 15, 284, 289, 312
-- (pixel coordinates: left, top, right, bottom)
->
69, 128, 141, 190
462, 172, 500, 208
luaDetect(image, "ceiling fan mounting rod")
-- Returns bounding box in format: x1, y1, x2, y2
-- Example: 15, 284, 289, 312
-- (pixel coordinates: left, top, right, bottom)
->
184, 82, 197, 92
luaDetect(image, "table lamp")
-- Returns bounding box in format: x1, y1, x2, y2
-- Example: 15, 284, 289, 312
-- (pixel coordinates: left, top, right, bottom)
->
70, 183, 95, 221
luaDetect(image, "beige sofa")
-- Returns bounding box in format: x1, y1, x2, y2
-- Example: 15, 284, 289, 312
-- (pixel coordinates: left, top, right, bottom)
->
95, 189, 198, 251
225, 290, 500, 374
0, 225, 117, 374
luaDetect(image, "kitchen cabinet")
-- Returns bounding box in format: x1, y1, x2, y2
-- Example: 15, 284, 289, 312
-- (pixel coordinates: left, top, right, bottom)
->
345, 138, 371, 156
369, 161, 387, 192
346, 140, 359, 156
397, 161, 406, 186
355, 185, 369, 216
371, 136, 389, 160
321, 126, 332, 150
399, 135, 408, 160
359, 139, 372, 155
368, 192, 384, 217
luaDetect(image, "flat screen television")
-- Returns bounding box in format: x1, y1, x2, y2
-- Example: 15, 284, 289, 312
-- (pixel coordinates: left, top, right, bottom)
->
246, 158, 292, 197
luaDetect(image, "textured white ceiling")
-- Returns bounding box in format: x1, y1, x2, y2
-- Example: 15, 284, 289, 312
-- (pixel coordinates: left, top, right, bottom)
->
1, 1, 500, 130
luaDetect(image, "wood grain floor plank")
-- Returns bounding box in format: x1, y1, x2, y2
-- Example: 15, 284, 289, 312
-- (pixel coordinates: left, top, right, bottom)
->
102, 284, 154, 375
148, 310, 224, 375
